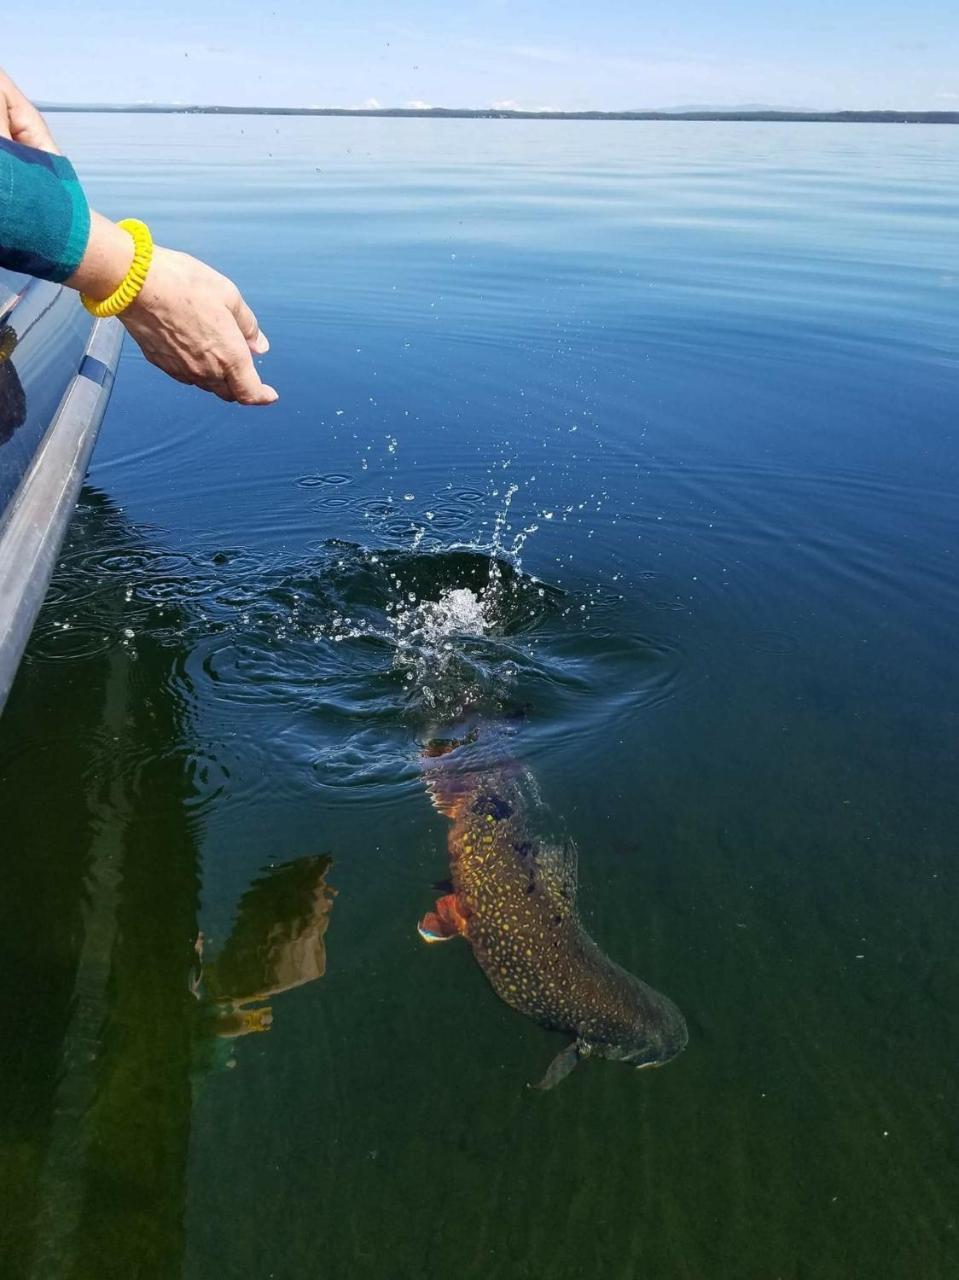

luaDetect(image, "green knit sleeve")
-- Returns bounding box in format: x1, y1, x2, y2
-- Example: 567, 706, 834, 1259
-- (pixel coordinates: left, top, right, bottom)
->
0, 137, 91, 283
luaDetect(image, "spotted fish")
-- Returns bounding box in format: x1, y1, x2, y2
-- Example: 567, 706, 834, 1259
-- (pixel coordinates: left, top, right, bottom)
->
418, 735, 688, 1088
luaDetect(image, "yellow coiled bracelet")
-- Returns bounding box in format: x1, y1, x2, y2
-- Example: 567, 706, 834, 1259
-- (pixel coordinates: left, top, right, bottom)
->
80, 218, 154, 318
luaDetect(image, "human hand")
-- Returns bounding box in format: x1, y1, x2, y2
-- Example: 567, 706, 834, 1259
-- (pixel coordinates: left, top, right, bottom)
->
0, 70, 275, 405
119, 245, 278, 405
0, 68, 59, 153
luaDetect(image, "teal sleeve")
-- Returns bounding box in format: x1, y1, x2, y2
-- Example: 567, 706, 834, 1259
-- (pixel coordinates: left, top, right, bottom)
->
0, 137, 91, 283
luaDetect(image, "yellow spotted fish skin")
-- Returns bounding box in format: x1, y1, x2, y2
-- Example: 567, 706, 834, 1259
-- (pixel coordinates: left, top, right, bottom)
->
423, 741, 687, 1086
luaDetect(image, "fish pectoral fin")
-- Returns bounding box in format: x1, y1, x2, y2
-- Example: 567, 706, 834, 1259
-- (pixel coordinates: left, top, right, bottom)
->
417, 893, 469, 944
417, 912, 457, 943
425, 779, 469, 819
533, 1040, 581, 1091
422, 731, 479, 818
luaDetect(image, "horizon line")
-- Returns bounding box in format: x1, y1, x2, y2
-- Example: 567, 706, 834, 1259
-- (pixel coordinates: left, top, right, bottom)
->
37, 103, 959, 123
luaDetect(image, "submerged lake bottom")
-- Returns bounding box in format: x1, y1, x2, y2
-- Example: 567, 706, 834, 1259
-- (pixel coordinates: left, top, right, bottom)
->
1, 116, 958, 1279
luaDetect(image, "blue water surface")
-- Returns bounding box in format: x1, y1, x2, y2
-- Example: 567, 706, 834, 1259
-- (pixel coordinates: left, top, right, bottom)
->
1, 116, 957, 1280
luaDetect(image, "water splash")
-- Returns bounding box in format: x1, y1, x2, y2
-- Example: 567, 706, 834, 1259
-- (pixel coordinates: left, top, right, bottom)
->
320, 547, 550, 720
389, 581, 508, 712
312, 484, 553, 719
489, 482, 540, 570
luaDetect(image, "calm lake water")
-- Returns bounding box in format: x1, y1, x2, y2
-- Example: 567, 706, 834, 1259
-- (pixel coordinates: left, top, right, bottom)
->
2, 116, 958, 1279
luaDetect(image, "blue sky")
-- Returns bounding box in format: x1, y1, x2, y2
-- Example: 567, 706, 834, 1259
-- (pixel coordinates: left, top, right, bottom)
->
5, 1, 958, 110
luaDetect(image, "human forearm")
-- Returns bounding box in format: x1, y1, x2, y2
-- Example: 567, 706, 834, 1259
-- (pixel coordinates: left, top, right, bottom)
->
2, 66, 277, 405
0, 136, 90, 281
64, 209, 134, 298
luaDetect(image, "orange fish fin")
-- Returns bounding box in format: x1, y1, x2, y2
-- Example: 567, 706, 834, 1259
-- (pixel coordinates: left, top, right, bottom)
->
430, 788, 468, 819
425, 765, 473, 818
417, 893, 469, 944
423, 738, 475, 818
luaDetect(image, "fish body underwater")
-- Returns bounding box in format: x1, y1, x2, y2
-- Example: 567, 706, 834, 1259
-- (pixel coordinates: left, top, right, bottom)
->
418, 734, 688, 1088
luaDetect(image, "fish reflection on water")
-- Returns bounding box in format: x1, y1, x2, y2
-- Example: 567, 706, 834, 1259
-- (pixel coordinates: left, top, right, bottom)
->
418, 733, 687, 1089
192, 854, 336, 1059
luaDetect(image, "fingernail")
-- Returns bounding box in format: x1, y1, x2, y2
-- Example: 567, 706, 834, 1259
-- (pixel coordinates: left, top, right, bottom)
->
254, 331, 270, 354
264, 387, 279, 403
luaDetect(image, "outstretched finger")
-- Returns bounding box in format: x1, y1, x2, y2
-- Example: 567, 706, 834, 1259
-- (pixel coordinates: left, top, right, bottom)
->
222, 339, 279, 406
208, 379, 235, 403
231, 293, 270, 355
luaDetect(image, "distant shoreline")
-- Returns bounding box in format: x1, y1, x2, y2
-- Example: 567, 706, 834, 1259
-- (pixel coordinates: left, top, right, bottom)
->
39, 105, 959, 125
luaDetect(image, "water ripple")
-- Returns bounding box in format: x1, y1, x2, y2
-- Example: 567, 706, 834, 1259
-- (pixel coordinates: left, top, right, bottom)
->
35, 512, 691, 800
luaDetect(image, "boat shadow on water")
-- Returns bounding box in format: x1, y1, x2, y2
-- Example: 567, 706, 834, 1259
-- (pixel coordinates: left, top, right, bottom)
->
0, 490, 339, 1280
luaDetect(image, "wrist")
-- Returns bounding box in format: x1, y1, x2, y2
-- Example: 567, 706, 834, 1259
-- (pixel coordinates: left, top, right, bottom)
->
64, 210, 135, 299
